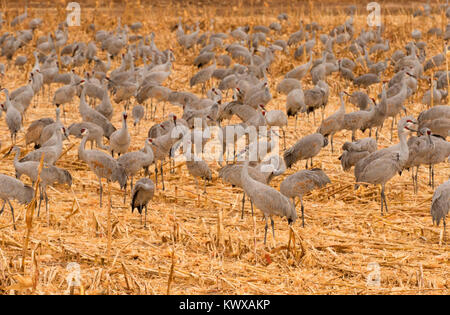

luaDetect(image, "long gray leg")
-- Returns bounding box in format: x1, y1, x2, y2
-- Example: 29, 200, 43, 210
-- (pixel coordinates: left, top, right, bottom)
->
7, 200, 16, 230
0, 200, 6, 215
270, 217, 275, 241
160, 162, 165, 191
264, 216, 268, 245
241, 192, 245, 219
300, 198, 305, 227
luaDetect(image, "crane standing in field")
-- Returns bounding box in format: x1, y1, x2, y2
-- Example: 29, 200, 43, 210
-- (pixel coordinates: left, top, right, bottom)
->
241, 160, 297, 244
280, 168, 331, 227
78, 129, 127, 207
0, 174, 33, 230
131, 178, 155, 228
431, 178, 449, 241
355, 117, 418, 215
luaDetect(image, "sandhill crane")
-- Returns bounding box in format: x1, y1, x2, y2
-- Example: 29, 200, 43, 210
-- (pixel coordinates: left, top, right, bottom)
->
348, 91, 374, 111
68, 122, 108, 150
260, 106, 288, 149
339, 138, 378, 172
404, 128, 434, 193
425, 135, 450, 188
20, 127, 65, 165
0, 174, 33, 229
109, 112, 130, 157
418, 105, 450, 125
431, 179, 449, 240
185, 150, 212, 195
285, 53, 312, 80
37, 106, 62, 148
118, 138, 155, 202
25, 117, 54, 148
240, 161, 296, 244
131, 178, 155, 227
286, 88, 306, 128
284, 133, 328, 169
53, 72, 84, 120
317, 91, 346, 152
385, 79, 409, 140
1, 89, 22, 145
355, 117, 418, 215
132, 105, 145, 128
280, 168, 330, 227
78, 129, 127, 207
420, 118, 450, 139
353, 73, 380, 87
79, 84, 116, 139
152, 125, 186, 190
276, 78, 302, 95
190, 60, 216, 94
95, 86, 113, 121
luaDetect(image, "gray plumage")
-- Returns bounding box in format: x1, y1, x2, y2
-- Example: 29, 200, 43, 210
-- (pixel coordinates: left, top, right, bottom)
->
280, 168, 330, 226
431, 179, 449, 230
339, 138, 377, 172
240, 161, 296, 244
0, 173, 33, 229
131, 178, 155, 227
284, 133, 328, 169
68, 122, 107, 150
78, 129, 127, 207
132, 105, 145, 127
355, 117, 417, 214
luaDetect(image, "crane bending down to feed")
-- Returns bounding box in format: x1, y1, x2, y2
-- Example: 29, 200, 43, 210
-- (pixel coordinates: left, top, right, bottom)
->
355, 117, 418, 215
240, 160, 297, 244
131, 178, 155, 227
0, 174, 33, 230
431, 178, 449, 241
280, 168, 331, 227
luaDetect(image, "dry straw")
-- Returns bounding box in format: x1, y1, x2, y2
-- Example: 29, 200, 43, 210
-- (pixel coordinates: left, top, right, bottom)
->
0, 0, 448, 295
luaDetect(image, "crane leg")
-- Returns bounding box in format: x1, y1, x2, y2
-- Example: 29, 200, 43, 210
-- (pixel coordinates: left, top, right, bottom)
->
264, 216, 268, 245
45, 189, 50, 224
381, 184, 388, 215
250, 200, 254, 217
0, 200, 5, 215
144, 205, 148, 228
432, 166, 435, 189
331, 135, 334, 153
160, 162, 165, 191
300, 198, 305, 227
7, 199, 16, 230
37, 186, 43, 217
203, 178, 207, 194
282, 128, 286, 150
270, 217, 275, 241
241, 192, 245, 219
154, 164, 158, 187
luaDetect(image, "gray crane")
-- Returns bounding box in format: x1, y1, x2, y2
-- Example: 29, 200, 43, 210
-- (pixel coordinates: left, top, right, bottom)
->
117, 138, 155, 202
280, 168, 330, 227
185, 147, 212, 195
68, 122, 108, 150
131, 178, 155, 228
0, 174, 33, 229
25, 117, 54, 148
339, 138, 377, 172
1, 89, 22, 145
190, 60, 216, 94
109, 112, 130, 157
284, 133, 328, 169
132, 105, 145, 128
240, 160, 296, 244
78, 129, 127, 207
431, 178, 449, 241
79, 84, 116, 139
317, 91, 346, 152
20, 126, 65, 165
355, 117, 417, 214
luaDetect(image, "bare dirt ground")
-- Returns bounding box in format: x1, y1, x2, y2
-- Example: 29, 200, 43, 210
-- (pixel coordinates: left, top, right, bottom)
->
0, 1, 448, 295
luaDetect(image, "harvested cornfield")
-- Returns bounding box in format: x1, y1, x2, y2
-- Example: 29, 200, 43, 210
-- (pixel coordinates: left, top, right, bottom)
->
0, 0, 448, 295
